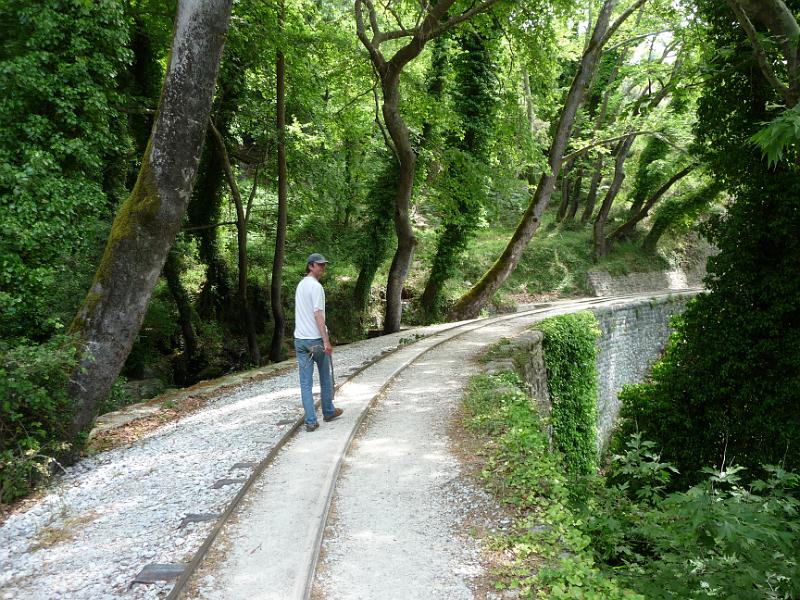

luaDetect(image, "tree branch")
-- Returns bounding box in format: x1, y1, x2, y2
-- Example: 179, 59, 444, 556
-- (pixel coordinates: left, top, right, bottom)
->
355, 0, 387, 69
245, 158, 263, 225
209, 120, 246, 226
383, 0, 410, 34
605, 29, 672, 54
184, 221, 237, 232
601, 0, 651, 47
726, 0, 792, 102
607, 164, 694, 242
563, 130, 657, 161
432, 0, 502, 37
371, 70, 397, 160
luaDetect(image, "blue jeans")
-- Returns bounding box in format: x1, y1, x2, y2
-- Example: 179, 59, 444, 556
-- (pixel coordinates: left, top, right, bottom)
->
294, 338, 335, 426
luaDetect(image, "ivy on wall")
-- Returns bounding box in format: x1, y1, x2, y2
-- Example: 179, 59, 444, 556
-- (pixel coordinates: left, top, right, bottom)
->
536, 311, 600, 475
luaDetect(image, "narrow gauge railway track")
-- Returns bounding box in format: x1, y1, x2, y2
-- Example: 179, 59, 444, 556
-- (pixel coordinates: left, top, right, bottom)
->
169, 290, 698, 600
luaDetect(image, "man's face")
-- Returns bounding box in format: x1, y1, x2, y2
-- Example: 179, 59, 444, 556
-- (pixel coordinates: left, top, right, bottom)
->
309, 262, 327, 279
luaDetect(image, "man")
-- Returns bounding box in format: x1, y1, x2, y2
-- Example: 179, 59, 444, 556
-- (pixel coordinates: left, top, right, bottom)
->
294, 253, 343, 432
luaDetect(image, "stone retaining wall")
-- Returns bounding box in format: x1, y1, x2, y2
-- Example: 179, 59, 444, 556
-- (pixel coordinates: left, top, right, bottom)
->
587, 269, 704, 296
591, 295, 690, 449
504, 294, 694, 451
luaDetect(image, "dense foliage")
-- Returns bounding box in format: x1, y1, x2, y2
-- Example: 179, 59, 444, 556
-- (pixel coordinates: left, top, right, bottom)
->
614, 0, 800, 484
0, 0, 132, 339
464, 367, 800, 599
0, 336, 78, 502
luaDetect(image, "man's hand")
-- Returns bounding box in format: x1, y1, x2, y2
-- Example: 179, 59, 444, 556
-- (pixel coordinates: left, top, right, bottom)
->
323, 340, 333, 355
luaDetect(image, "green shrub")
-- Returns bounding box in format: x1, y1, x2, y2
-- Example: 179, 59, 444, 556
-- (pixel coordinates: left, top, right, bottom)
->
582, 435, 800, 599
463, 371, 639, 599
465, 365, 800, 599
0, 336, 78, 503
537, 312, 600, 475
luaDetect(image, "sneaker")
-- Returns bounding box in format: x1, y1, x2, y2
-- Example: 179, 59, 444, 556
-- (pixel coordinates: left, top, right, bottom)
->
323, 408, 344, 422
306, 422, 319, 432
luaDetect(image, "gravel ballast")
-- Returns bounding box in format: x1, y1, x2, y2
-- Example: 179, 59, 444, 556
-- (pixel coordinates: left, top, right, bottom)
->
0, 325, 452, 600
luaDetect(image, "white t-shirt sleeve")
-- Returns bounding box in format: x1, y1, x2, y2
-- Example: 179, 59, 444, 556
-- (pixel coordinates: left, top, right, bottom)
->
311, 284, 325, 313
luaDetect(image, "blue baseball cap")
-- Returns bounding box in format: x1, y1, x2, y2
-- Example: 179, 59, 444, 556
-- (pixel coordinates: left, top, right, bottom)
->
306, 253, 329, 264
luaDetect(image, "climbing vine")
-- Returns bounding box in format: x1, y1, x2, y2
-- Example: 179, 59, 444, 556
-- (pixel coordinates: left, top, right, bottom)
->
537, 311, 600, 475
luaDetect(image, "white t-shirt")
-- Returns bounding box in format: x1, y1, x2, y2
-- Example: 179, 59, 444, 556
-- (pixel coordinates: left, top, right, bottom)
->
294, 276, 326, 339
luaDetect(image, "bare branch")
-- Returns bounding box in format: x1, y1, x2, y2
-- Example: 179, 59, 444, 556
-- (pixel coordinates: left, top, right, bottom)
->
331, 84, 378, 117
366, 0, 382, 41
355, 0, 386, 69
119, 106, 157, 115
563, 130, 688, 161
184, 221, 237, 232
245, 159, 262, 225
371, 69, 397, 160
384, 0, 410, 34
209, 119, 247, 227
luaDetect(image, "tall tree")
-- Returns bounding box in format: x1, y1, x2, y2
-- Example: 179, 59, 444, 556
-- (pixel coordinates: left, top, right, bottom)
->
208, 122, 262, 365
421, 22, 499, 316
269, 0, 288, 363
450, 0, 648, 320
67, 0, 234, 443
354, 0, 501, 334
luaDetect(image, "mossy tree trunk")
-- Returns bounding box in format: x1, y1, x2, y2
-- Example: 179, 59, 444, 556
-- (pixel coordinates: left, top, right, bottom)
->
421, 25, 498, 317
67, 0, 234, 443
565, 164, 584, 221
163, 246, 199, 360
580, 156, 605, 223
352, 157, 398, 320
642, 181, 723, 252
449, 0, 648, 320
556, 157, 575, 221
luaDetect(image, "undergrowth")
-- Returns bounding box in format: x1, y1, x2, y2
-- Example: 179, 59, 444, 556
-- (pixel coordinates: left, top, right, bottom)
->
463, 368, 800, 599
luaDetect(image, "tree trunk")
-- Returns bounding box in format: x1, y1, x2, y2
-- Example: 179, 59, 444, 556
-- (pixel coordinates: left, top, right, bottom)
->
607, 165, 693, 243
565, 164, 584, 222
67, 0, 233, 442
580, 156, 605, 223
449, 0, 643, 320
642, 181, 723, 252
556, 158, 574, 221
355, 0, 500, 333
593, 134, 636, 261
382, 67, 418, 334
209, 123, 261, 365
270, 0, 288, 363
163, 247, 198, 360
353, 157, 397, 321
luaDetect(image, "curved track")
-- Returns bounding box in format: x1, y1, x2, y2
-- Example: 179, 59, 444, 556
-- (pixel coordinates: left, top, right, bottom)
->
170, 291, 698, 600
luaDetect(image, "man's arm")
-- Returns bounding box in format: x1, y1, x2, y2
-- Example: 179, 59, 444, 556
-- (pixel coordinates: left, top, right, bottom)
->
314, 309, 332, 355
